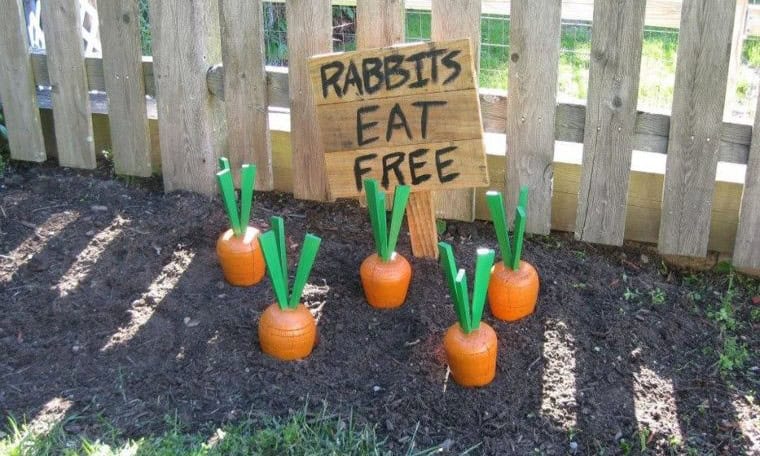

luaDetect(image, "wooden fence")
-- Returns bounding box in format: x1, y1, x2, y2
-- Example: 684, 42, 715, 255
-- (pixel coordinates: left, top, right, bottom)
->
0, 0, 759, 269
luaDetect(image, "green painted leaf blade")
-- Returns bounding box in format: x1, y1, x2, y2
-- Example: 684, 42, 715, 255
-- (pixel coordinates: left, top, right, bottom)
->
239, 164, 256, 229
486, 191, 512, 266
386, 185, 410, 260
471, 248, 495, 327
439, 242, 466, 328
455, 269, 472, 332
216, 169, 241, 236
218, 157, 231, 172
259, 231, 288, 308
288, 234, 322, 308
518, 185, 529, 211
512, 206, 527, 270
271, 216, 289, 297
375, 191, 388, 260
364, 179, 383, 257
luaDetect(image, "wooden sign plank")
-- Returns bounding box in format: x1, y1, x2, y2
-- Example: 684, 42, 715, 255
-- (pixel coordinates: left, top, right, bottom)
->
574, 0, 646, 245
431, 0, 481, 222
219, 0, 273, 190
506, 0, 562, 235
658, 0, 735, 257
0, 0, 46, 163
98, 0, 153, 177
733, 93, 760, 269
41, 0, 96, 169
287, 0, 332, 201
317, 90, 482, 153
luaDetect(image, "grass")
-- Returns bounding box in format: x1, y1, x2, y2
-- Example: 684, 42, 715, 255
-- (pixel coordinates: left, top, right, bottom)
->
1, 405, 442, 455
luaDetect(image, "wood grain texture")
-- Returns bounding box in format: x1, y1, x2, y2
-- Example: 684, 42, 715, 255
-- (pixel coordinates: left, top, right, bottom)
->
506, 0, 562, 234
733, 93, 760, 268
149, 0, 226, 195
41, 0, 96, 169
219, 0, 273, 190
725, 0, 748, 119
356, 0, 404, 50
98, 0, 152, 177
287, 0, 332, 201
0, 0, 46, 162
658, 0, 735, 256
431, 0, 481, 222
574, 0, 646, 245
406, 191, 439, 258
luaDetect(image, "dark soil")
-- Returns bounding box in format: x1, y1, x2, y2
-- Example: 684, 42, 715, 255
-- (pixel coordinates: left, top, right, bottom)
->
1, 164, 758, 455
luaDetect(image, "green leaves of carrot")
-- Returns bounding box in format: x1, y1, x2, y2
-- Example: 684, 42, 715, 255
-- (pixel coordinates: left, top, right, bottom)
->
216, 169, 241, 236
216, 157, 256, 238
486, 186, 529, 271
260, 216, 322, 310
364, 179, 411, 262
438, 242, 495, 333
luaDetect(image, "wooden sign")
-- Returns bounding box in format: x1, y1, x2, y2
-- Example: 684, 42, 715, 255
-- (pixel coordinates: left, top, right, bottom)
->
308, 39, 489, 199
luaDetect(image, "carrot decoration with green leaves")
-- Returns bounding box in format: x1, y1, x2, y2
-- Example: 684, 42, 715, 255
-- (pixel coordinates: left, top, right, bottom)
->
215, 157, 266, 287
439, 242, 497, 387
258, 216, 322, 361
486, 186, 540, 321
360, 179, 412, 309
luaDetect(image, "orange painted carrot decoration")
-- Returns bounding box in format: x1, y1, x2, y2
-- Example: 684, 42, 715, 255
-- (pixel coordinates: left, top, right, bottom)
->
360, 179, 412, 309
486, 187, 539, 321
439, 242, 497, 387
258, 216, 322, 361
216, 158, 265, 286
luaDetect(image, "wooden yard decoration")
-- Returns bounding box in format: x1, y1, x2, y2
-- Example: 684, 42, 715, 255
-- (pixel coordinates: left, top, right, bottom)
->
308, 38, 489, 258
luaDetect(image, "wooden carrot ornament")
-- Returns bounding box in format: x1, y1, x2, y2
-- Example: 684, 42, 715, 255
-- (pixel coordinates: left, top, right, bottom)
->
216, 157, 265, 286
486, 186, 540, 321
439, 242, 497, 387
258, 216, 322, 360
360, 179, 412, 309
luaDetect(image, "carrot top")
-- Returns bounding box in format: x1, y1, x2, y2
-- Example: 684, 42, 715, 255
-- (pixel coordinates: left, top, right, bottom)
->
364, 179, 411, 262
486, 186, 529, 270
216, 157, 256, 237
438, 242, 495, 334
259, 216, 322, 311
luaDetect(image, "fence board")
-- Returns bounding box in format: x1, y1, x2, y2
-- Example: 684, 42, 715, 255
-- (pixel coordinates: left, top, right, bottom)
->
41, 0, 95, 169
733, 94, 760, 268
506, 0, 562, 234
149, 0, 226, 195
356, 0, 404, 49
0, 0, 46, 162
658, 0, 735, 257
97, 0, 152, 177
431, 0, 481, 222
574, 0, 646, 245
286, 0, 332, 201
219, 0, 273, 190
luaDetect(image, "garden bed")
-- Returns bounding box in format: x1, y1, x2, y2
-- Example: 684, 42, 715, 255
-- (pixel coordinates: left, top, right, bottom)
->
1, 164, 758, 454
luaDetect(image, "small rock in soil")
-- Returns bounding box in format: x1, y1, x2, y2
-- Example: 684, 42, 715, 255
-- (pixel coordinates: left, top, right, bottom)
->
640, 254, 650, 264
90, 205, 108, 212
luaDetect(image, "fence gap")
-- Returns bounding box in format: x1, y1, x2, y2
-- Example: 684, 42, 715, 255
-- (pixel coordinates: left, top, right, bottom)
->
658, 0, 736, 257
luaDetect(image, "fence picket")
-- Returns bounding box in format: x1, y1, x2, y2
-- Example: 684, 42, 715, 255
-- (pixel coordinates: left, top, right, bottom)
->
41, 0, 95, 169
356, 0, 404, 49
219, 0, 273, 190
506, 0, 562, 234
431, 0, 481, 222
733, 94, 760, 269
574, 0, 646, 245
149, 0, 226, 195
97, 0, 152, 177
286, 0, 332, 201
0, 0, 46, 163
658, 0, 736, 257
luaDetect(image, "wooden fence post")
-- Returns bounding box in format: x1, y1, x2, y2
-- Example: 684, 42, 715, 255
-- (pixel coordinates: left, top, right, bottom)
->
41, 0, 96, 169
97, 0, 153, 177
286, 0, 332, 201
733, 93, 760, 269
149, 0, 226, 195
725, 0, 748, 120
219, 0, 273, 190
506, 0, 562, 235
0, 0, 46, 163
574, 0, 646, 245
658, 0, 736, 257
432, 0, 481, 223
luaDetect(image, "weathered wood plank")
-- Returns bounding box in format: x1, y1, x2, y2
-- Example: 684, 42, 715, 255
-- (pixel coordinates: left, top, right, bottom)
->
574, 0, 646, 245
431, 0, 481, 222
149, 0, 226, 195
219, 0, 273, 190
0, 0, 46, 162
356, 0, 405, 49
407, 190, 439, 257
658, 0, 735, 257
98, 0, 152, 177
41, 0, 96, 169
286, 0, 332, 201
725, 0, 748, 119
733, 93, 760, 268
506, 0, 562, 234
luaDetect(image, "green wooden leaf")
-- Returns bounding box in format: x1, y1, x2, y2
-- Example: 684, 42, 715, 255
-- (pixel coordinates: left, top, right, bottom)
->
455, 269, 472, 332
288, 234, 322, 308
518, 185, 529, 212
218, 157, 231, 172
511, 206, 527, 270
271, 216, 289, 296
486, 191, 512, 266
259, 230, 288, 308
374, 191, 388, 260
471, 248, 495, 328
386, 185, 410, 260
216, 169, 241, 236
364, 179, 383, 257
439, 242, 466, 328
239, 164, 256, 229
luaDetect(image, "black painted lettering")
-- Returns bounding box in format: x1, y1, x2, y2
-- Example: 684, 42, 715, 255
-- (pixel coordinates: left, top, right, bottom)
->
386, 104, 413, 142
406, 51, 430, 88
354, 153, 378, 191
362, 57, 384, 94
411, 100, 447, 139
427, 48, 448, 82
381, 152, 406, 188
409, 148, 431, 185
356, 105, 380, 146
441, 50, 462, 85
435, 146, 459, 183
320, 61, 344, 98
342, 60, 364, 96
383, 54, 410, 90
